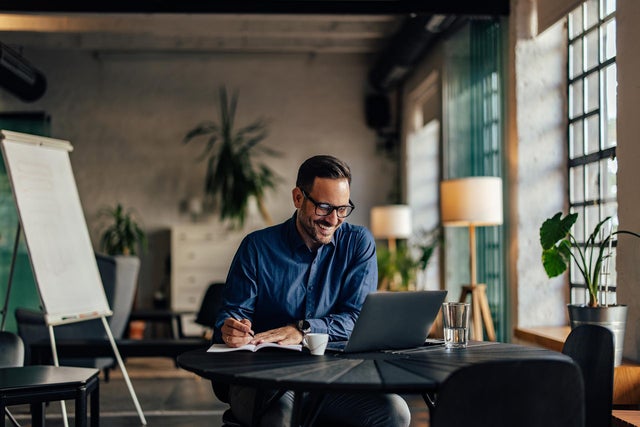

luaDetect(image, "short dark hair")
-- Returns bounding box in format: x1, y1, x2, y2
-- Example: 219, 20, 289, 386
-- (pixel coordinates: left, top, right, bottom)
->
296, 155, 351, 193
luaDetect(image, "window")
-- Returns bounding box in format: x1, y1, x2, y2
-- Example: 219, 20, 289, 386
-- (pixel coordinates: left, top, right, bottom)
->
567, 0, 617, 304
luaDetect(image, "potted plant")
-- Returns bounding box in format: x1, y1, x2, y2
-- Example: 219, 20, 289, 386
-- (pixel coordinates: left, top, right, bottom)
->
377, 227, 441, 291
183, 86, 280, 229
98, 203, 147, 338
98, 203, 147, 256
539, 211, 640, 365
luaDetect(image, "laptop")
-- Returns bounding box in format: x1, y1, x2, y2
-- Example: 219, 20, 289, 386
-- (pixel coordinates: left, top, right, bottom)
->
326, 290, 447, 353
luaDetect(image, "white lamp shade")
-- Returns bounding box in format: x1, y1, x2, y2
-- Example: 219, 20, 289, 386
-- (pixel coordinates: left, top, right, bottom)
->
440, 177, 503, 226
370, 205, 412, 239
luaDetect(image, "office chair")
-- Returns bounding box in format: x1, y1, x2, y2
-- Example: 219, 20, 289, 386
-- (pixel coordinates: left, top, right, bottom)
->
562, 324, 614, 427
0, 331, 25, 427
15, 254, 140, 378
429, 358, 585, 427
193, 282, 225, 339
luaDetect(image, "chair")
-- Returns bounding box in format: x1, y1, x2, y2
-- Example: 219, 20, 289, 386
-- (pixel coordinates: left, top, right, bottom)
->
1, 331, 24, 427
194, 282, 225, 331
189, 282, 242, 426
429, 359, 585, 427
562, 324, 614, 427
14, 253, 140, 376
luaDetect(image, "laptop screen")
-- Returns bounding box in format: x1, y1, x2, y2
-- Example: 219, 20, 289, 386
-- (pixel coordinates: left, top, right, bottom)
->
326, 290, 447, 353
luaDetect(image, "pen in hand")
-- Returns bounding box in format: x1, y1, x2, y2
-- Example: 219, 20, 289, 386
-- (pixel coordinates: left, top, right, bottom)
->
232, 315, 255, 337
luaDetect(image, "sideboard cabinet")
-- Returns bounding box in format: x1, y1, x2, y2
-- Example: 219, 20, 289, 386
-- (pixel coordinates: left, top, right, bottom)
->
170, 223, 248, 336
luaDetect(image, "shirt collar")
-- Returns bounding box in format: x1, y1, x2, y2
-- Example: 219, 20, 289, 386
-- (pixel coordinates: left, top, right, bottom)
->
286, 211, 338, 252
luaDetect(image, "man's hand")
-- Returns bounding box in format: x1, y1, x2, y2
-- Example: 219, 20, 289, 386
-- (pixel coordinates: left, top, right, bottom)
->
253, 325, 303, 346
220, 317, 255, 348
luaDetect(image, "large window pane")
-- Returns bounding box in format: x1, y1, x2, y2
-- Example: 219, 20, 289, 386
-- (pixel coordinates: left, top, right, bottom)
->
585, 71, 600, 113
585, 204, 601, 241
603, 0, 616, 17
570, 165, 585, 204
603, 157, 617, 200
570, 80, 584, 118
601, 18, 616, 61
570, 39, 583, 79
568, 8, 583, 38
602, 63, 617, 148
585, 29, 599, 71
585, 114, 600, 153
585, 161, 601, 202
572, 206, 586, 244
585, 0, 599, 29
570, 120, 584, 158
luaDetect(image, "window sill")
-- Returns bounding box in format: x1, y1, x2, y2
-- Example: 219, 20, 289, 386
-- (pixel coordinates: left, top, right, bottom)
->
515, 325, 640, 406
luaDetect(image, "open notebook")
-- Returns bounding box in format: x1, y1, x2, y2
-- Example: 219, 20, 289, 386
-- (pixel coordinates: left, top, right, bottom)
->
326, 290, 447, 353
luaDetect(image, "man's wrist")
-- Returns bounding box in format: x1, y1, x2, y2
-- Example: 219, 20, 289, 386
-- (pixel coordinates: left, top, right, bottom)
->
296, 320, 311, 336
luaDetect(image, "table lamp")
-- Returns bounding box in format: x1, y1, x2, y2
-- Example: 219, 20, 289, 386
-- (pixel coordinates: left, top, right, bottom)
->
370, 205, 412, 253
440, 177, 503, 341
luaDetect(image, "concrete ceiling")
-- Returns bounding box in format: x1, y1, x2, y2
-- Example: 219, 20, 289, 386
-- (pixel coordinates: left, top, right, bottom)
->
0, 13, 407, 55
0, 1, 508, 55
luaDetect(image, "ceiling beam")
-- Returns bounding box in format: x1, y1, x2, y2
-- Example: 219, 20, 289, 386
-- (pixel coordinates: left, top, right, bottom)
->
0, 1, 510, 16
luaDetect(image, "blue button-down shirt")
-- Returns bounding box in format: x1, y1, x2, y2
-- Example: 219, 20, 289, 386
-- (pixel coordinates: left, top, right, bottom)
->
213, 213, 377, 343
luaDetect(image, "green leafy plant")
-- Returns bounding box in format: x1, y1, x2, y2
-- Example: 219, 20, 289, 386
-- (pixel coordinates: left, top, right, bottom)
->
183, 86, 280, 228
99, 203, 147, 256
377, 227, 442, 291
540, 211, 640, 307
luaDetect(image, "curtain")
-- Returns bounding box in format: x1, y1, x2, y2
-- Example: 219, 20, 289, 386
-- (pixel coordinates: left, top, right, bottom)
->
443, 19, 508, 341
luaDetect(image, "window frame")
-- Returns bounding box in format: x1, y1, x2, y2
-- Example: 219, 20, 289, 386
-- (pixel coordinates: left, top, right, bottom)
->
567, 0, 617, 304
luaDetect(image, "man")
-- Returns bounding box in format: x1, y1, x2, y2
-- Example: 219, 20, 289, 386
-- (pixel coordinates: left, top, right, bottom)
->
214, 155, 411, 427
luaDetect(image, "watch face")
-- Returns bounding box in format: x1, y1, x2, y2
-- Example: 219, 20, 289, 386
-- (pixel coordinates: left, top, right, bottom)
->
298, 320, 311, 333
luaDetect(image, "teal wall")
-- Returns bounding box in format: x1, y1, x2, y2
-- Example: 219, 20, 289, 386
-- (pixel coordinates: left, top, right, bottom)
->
0, 113, 50, 332
443, 20, 508, 341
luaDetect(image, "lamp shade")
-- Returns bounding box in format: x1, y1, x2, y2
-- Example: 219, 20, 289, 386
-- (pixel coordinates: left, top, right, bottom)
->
370, 205, 412, 239
440, 177, 503, 227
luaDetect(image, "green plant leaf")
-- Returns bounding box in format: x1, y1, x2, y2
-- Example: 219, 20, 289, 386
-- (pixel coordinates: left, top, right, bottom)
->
542, 243, 571, 278
540, 212, 578, 250
98, 203, 146, 256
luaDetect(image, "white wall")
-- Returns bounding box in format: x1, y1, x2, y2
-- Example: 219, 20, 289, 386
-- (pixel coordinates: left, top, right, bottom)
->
616, 0, 640, 361
0, 49, 395, 307
510, 3, 568, 328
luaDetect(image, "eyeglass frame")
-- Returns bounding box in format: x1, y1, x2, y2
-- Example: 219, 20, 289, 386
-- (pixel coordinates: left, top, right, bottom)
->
300, 189, 355, 218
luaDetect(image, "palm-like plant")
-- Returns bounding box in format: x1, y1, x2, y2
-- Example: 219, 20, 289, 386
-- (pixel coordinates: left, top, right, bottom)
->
183, 86, 279, 228
99, 203, 147, 256
540, 211, 640, 307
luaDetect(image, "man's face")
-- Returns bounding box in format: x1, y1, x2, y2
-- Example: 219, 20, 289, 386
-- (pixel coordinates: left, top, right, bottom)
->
293, 177, 351, 249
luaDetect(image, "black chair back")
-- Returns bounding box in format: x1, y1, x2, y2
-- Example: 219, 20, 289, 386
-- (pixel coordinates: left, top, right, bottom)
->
0, 331, 24, 367
562, 324, 614, 427
429, 358, 585, 427
194, 282, 225, 329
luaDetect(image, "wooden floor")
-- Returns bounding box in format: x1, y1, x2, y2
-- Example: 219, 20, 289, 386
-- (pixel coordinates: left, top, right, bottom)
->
7, 357, 430, 426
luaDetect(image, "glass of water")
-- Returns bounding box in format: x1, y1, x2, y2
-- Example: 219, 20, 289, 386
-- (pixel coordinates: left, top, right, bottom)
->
442, 302, 470, 349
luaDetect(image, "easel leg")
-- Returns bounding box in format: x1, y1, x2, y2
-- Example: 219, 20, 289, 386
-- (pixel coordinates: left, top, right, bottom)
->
48, 325, 70, 427
101, 316, 147, 425
477, 286, 496, 341
458, 285, 496, 341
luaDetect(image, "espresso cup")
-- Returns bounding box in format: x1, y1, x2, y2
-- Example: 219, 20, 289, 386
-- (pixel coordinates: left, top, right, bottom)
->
303, 333, 329, 355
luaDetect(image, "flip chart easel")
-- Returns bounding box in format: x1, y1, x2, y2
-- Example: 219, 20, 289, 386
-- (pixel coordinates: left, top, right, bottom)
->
0, 129, 147, 425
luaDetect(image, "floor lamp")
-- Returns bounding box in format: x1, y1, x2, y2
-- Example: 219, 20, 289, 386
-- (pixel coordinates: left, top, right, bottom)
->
370, 205, 412, 253
371, 205, 412, 290
440, 177, 503, 341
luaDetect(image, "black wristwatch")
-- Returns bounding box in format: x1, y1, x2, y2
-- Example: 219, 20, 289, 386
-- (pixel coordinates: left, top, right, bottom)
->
296, 320, 311, 336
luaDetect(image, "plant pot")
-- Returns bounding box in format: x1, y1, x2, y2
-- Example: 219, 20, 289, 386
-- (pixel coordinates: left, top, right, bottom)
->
568, 304, 628, 366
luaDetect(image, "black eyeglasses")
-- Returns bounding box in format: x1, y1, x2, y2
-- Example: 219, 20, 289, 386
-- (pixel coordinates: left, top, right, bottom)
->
301, 189, 355, 218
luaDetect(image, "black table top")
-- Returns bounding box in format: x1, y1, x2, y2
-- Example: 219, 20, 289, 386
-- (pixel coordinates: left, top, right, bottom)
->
0, 365, 99, 392
177, 341, 572, 394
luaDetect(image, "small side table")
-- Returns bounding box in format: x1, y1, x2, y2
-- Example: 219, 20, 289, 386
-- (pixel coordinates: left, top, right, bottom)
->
0, 365, 99, 427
